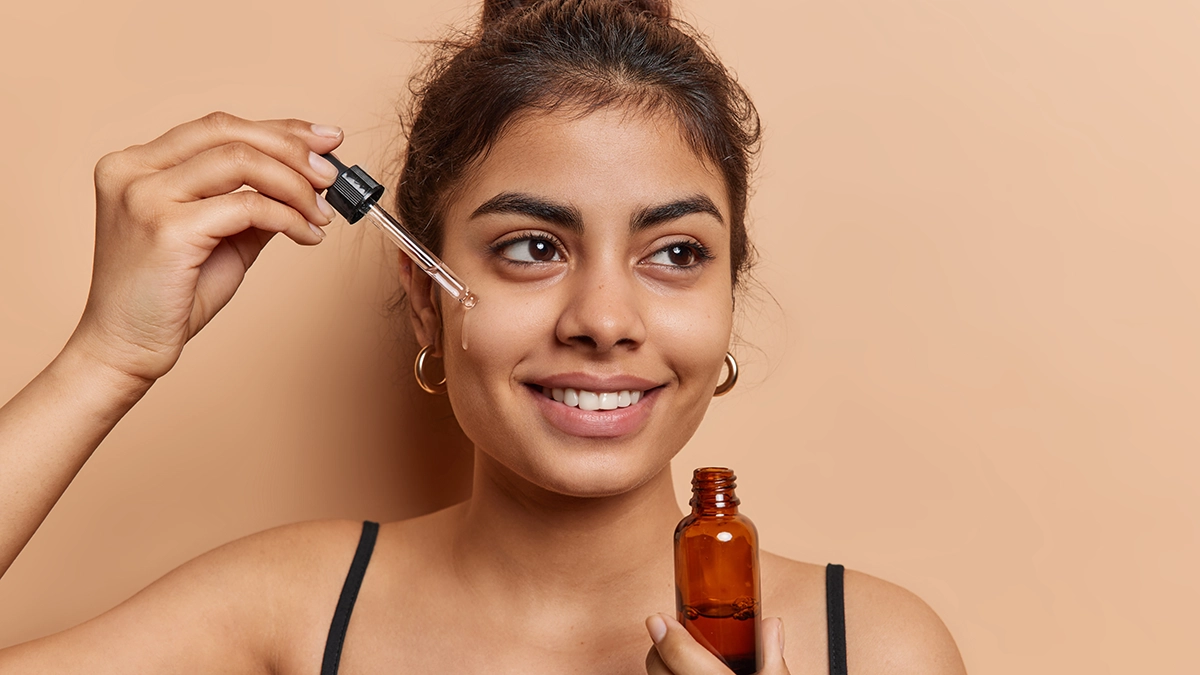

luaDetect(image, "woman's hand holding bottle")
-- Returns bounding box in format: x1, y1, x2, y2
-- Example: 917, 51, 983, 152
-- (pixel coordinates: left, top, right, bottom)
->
645, 615, 790, 675
70, 112, 343, 385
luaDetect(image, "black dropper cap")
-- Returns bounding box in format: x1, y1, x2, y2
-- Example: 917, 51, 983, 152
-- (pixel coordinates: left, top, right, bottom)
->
321, 153, 385, 224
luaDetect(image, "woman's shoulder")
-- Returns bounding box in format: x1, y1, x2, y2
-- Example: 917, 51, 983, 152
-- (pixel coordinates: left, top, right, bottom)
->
203, 517, 369, 593
761, 551, 967, 675
0, 518, 368, 673
219, 518, 377, 673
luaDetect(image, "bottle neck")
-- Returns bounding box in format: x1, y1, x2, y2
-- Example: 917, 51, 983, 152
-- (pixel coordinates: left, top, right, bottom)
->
690, 467, 741, 515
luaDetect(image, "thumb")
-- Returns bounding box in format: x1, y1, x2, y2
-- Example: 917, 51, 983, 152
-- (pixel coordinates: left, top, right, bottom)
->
760, 617, 790, 673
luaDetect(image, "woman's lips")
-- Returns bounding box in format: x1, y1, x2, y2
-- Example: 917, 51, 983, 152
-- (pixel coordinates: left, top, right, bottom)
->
527, 383, 660, 438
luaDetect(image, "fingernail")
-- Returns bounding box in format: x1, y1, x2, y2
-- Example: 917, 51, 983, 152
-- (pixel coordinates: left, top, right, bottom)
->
309, 222, 326, 240
646, 614, 667, 644
311, 124, 343, 138
310, 151, 338, 181
316, 193, 337, 222
778, 619, 786, 653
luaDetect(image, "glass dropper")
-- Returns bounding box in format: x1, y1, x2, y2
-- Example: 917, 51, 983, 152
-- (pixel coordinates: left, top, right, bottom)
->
320, 153, 477, 309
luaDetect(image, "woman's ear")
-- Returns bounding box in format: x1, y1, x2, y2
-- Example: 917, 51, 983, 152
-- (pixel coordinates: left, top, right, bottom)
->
398, 252, 443, 352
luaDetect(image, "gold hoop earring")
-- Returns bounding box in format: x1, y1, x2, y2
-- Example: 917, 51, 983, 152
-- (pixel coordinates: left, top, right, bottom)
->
414, 344, 447, 395
713, 352, 738, 397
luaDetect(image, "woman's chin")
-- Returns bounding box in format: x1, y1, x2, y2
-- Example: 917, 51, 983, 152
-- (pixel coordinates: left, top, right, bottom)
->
486, 442, 674, 500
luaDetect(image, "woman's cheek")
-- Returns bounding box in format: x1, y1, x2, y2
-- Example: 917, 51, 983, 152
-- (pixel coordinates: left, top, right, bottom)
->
650, 291, 733, 382
443, 284, 559, 404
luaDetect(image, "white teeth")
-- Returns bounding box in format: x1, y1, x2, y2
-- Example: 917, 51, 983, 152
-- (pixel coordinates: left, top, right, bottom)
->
543, 387, 646, 410
578, 390, 600, 411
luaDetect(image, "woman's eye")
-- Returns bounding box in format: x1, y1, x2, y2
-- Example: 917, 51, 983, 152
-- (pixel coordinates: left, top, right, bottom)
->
498, 237, 562, 263
646, 243, 703, 268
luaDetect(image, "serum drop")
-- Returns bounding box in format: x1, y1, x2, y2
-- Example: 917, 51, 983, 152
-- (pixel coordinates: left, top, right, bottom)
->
460, 303, 472, 351
674, 467, 762, 674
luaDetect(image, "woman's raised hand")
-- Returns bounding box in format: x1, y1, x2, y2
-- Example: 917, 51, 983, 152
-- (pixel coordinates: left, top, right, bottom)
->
0, 114, 344, 577
645, 615, 790, 675
71, 112, 344, 384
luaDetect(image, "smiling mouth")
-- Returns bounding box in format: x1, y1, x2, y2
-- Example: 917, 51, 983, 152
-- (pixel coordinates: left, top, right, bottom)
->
530, 385, 648, 411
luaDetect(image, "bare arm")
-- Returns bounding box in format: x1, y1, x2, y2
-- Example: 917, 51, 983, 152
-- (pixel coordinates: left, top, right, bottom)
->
0, 112, 341, 583
0, 343, 151, 577
0, 113, 347, 671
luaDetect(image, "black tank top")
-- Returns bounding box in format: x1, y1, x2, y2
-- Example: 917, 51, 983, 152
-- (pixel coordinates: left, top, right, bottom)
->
320, 521, 849, 675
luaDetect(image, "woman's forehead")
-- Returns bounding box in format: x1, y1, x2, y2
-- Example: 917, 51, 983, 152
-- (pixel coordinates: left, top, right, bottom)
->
448, 105, 729, 219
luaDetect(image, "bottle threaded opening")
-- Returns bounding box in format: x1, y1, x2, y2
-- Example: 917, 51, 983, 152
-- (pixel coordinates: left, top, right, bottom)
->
690, 467, 740, 510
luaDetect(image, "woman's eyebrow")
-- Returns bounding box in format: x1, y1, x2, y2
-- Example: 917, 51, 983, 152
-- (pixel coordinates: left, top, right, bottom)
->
469, 192, 724, 232
470, 193, 583, 231
631, 195, 724, 231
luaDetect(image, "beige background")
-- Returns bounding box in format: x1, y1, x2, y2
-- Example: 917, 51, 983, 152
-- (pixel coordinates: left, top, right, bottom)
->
1, 0, 1197, 672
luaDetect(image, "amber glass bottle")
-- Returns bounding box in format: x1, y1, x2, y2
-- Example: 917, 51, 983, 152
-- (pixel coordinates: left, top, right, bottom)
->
674, 467, 762, 675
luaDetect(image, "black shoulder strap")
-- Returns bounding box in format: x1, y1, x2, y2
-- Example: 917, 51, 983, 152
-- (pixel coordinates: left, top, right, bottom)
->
826, 563, 848, 675
321, 521, 380, 675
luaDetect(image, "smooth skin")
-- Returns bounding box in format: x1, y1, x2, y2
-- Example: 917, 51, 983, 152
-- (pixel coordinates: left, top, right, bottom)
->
0, 109, 967, 675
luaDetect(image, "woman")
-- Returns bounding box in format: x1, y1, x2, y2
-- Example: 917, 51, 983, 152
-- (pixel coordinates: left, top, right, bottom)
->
0, 0, 967, 673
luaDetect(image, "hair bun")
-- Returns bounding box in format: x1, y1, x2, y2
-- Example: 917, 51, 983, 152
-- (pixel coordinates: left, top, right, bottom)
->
482, 0, 672, 27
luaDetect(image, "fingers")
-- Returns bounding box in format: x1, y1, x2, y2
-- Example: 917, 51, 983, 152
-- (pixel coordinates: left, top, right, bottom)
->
130, 111, 343, 184
645, 614, 731, 675
645, 643, 673, 675
147, 141, 337, 228
760, 617, 790, 674
182, 191, 325, 247
643, 614, 792, 675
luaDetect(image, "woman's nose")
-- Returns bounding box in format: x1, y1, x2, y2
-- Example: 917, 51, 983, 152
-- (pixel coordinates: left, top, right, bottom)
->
555, 264, 647, 353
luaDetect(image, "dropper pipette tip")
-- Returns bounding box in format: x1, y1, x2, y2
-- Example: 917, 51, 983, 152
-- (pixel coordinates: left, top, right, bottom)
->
320, 153, 480, 308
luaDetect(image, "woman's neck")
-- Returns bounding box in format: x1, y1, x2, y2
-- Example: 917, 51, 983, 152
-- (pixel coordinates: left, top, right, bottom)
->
449, 450, 684, 609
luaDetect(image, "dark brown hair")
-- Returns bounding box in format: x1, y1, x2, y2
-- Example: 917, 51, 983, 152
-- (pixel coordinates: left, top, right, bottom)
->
396, 0, 761, 287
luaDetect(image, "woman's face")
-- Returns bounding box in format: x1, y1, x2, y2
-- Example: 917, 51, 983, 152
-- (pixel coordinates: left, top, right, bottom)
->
410, 105, 734, 498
